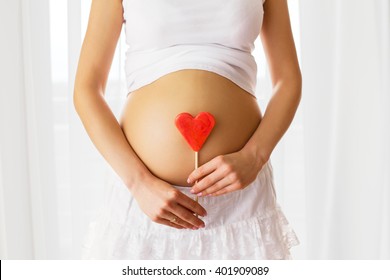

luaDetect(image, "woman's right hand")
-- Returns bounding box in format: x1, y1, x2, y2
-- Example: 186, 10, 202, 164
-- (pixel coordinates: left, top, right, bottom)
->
129, 175, 207, 230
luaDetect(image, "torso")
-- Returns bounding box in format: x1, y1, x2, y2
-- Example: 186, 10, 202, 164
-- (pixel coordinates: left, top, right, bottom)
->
119, 69, 262, 187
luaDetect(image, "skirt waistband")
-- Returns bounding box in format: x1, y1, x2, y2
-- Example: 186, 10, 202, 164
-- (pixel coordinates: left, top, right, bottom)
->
171, 160, 276, 208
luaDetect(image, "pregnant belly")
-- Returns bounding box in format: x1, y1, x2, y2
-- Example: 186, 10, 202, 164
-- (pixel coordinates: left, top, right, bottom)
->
119, 69, 262, 187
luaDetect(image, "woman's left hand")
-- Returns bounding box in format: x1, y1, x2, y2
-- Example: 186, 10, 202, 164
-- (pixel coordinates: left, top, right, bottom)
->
187, 149, 266, 197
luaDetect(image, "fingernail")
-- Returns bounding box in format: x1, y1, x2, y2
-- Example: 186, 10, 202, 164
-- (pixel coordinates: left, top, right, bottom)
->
197, 192, 203, 196
192, 226, 198, 230
190, 189, 195, 194
187, 178, 191, 184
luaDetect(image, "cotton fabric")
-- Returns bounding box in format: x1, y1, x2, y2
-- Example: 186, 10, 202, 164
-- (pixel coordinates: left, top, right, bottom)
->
81, 160, 299, 259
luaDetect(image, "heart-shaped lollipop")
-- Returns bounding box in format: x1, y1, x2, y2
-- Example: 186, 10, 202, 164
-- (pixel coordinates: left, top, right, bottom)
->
175, 111, 215, 207
175, 112, 215, 151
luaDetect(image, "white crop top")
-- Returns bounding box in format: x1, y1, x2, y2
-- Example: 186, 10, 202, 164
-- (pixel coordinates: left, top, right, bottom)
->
122, 0, 265, 97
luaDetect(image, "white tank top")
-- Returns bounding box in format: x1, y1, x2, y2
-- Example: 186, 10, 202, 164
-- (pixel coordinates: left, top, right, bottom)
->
122, 0, 265, 97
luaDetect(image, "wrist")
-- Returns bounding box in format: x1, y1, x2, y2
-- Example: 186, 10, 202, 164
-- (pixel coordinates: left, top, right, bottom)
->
123, 169, 157, 195
242, 142, 270, 171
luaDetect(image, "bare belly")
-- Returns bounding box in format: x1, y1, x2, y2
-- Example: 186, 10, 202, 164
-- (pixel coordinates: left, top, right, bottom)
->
119, 69, 262, 186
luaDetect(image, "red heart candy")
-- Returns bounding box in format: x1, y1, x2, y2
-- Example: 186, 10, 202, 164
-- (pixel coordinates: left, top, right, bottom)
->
175, 112, 216, 152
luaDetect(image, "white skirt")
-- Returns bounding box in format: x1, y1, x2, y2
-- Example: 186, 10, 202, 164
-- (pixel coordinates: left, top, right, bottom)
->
81, 160, 299, 259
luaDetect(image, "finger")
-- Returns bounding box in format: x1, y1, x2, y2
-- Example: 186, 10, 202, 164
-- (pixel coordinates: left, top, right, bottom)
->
191, 159, 236, 195
175, 191, 207, 217
187, 156, 221, 184
171, 203, 206, 228
209, 183, 240, 197
155, 217, 185, 230
198, 175, 233, 196
190, 167, 227, 194
154, 200, 195, 229
162, 213, 194, 229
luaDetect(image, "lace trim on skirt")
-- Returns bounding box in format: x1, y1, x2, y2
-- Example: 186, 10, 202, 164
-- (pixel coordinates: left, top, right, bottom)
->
81, 205, 299, 260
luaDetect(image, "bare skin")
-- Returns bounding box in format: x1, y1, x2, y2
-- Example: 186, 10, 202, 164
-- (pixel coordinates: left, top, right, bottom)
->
73, 0, 301, 230
120, 69, 262, 187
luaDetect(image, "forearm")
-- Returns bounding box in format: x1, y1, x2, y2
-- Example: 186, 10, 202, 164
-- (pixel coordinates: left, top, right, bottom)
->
242, 77, 302, 166
73, 88, 154, 192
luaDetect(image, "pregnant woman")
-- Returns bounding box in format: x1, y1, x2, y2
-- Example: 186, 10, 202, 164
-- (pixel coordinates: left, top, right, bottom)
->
74, 0, 301, 259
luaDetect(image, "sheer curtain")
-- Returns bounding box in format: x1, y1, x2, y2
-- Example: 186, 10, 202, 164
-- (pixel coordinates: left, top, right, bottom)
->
300, 0, 390, 259
0, 0, 127, 259
1, 0, 58, 259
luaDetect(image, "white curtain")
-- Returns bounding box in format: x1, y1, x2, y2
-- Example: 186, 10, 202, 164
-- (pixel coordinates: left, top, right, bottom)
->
1, 0, 58, 259
1, 0, 389, 260
300, 0, 390, 259
0, 0, 127, 259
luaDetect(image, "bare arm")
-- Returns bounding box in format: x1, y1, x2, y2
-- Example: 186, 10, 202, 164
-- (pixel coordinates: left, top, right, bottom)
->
188, 0, 302, 196
243, 0, 302, 164
74, 0, 206, 229
73, 0, 150, 188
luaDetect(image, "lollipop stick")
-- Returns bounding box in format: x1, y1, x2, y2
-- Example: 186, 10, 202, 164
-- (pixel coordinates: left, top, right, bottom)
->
194, 151, 199, 203
193, 151, 200, 218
